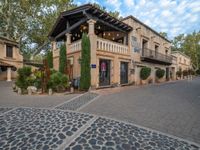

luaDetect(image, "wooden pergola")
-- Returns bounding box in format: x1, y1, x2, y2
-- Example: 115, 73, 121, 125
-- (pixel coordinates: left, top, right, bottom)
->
48, 4, 132, 44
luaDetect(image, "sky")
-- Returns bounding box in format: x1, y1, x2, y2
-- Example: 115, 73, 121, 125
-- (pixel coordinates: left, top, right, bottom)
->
74, 0, 200, 40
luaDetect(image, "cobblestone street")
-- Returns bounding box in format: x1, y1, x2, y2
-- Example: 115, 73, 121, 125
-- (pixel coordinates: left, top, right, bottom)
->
0, 79, 200, 149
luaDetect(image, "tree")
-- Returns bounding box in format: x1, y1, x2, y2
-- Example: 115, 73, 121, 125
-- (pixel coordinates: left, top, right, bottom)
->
80, 33, 91, 90
159, 32, 168, 39
59, 44, 67, 73
0, 0, 76, 58
92, 3, 120, 19
46, 51, 53, 68
172, 31, 200, 71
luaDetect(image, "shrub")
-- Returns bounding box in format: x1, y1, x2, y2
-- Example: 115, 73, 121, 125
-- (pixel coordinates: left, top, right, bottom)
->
59, 44, 67, 73
47, 72, 69, 92
140, 67, 151, 80
156, 68, 165, 79
182, 70, 188, 76
33, 70, 42, 89
188, 69, 195, 75
176, 70, 182, 77
196, 69, 200, 75
15, 67, 32, 91
47, 50, 53, 68
80, 33, 91, 90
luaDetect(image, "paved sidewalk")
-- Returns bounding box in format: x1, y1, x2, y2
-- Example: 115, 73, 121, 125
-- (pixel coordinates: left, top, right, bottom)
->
0, 81, 79, 108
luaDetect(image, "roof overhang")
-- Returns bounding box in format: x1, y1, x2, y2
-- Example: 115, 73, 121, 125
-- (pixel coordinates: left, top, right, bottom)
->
48, 4, 133, 41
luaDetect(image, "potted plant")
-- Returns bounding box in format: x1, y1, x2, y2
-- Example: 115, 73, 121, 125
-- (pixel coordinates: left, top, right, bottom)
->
182, 70, 188, 78
176, 70, 182, 79
140, 67, 151, 84
155, 68, 165, 83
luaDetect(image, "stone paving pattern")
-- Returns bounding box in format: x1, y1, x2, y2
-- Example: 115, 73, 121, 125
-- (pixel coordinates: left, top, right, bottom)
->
65, 117, 200, 150
56, 92, 98, 111
0, 108, 93, 150
0, 107, 14, 115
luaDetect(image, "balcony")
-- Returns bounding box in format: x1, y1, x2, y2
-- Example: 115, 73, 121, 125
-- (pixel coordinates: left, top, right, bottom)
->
97, 37, 129, 54
69, 40, 81, 53
141, 48, 172, 65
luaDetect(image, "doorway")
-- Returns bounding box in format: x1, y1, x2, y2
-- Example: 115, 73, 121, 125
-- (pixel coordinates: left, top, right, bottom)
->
99, 59, 111, 86
120, 62, 128, 84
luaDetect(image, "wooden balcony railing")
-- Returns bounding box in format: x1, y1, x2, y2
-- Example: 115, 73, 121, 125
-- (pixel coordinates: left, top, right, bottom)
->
97, 37, 128, 54
142, 48, 172, 64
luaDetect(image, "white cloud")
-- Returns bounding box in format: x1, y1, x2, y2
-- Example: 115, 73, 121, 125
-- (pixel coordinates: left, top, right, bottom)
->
106, 0, 122, 12
161, 10, 172, 17
124, 0, 134, 7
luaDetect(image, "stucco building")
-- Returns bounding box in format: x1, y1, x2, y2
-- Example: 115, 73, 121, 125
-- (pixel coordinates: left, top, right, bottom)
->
0, 36, 23, 81
49, 4, 185, 88
171, 51, 191, 72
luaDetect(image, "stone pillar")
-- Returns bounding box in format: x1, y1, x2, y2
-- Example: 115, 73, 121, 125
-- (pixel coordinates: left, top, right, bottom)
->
52, 41, 56, 51
87, 19, 97, 88
151, 67, 155, 83
7, 67, 12, 82
65, 33, 72, 53
113, 56, 119, 85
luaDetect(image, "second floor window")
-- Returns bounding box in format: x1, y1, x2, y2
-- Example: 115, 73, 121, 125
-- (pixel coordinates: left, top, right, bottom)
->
6, 45, 13, 58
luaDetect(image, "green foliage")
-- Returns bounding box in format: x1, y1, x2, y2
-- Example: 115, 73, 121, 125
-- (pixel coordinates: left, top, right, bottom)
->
159, 32, 168, 39
140, 67, 151, 80
59, 44, 67, 73
80, 33, 91, 90
196, 69, 200, 75
156, 69, 165, 79
0, 0, 76, 56
15, 67, 32, 91
176, 70, 182, 77
92, 3, 120, 19
172, 31, 200, 71
47, 50, 53, 68
182, 70, 188, 76
188, 69, 195, 75
47, 72, 69, 92
33, 70, 42, 89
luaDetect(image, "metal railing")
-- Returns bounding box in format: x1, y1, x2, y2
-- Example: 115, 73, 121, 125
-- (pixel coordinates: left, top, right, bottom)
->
142, 48, 172, 63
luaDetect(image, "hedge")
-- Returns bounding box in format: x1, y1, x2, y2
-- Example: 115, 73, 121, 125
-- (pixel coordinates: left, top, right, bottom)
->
156, 68, 165, 79
140, 67, 151, 80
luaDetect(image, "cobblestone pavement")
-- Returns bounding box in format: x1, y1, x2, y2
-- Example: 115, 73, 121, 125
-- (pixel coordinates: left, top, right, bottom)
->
56, 92, 99, 111
0, 107, 14, 115
66, 117, 200, 150
0, 107, 199, 150
0, 107, 94, 150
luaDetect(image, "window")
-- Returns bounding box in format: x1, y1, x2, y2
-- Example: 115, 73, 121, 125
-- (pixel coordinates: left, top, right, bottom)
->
6, 45, 13, 58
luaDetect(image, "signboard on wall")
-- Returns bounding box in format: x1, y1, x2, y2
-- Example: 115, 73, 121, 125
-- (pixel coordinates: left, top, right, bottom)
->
91, 64, 96, 68
131, 36, 141, 53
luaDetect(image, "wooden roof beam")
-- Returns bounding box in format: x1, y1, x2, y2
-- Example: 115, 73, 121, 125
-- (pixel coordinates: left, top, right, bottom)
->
55, 17, 88, 40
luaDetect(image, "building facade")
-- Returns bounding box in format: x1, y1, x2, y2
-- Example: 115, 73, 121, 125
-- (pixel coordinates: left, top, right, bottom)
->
49, 4, 189, 88
171, 51, 191, 72
0, 36, 23, 81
